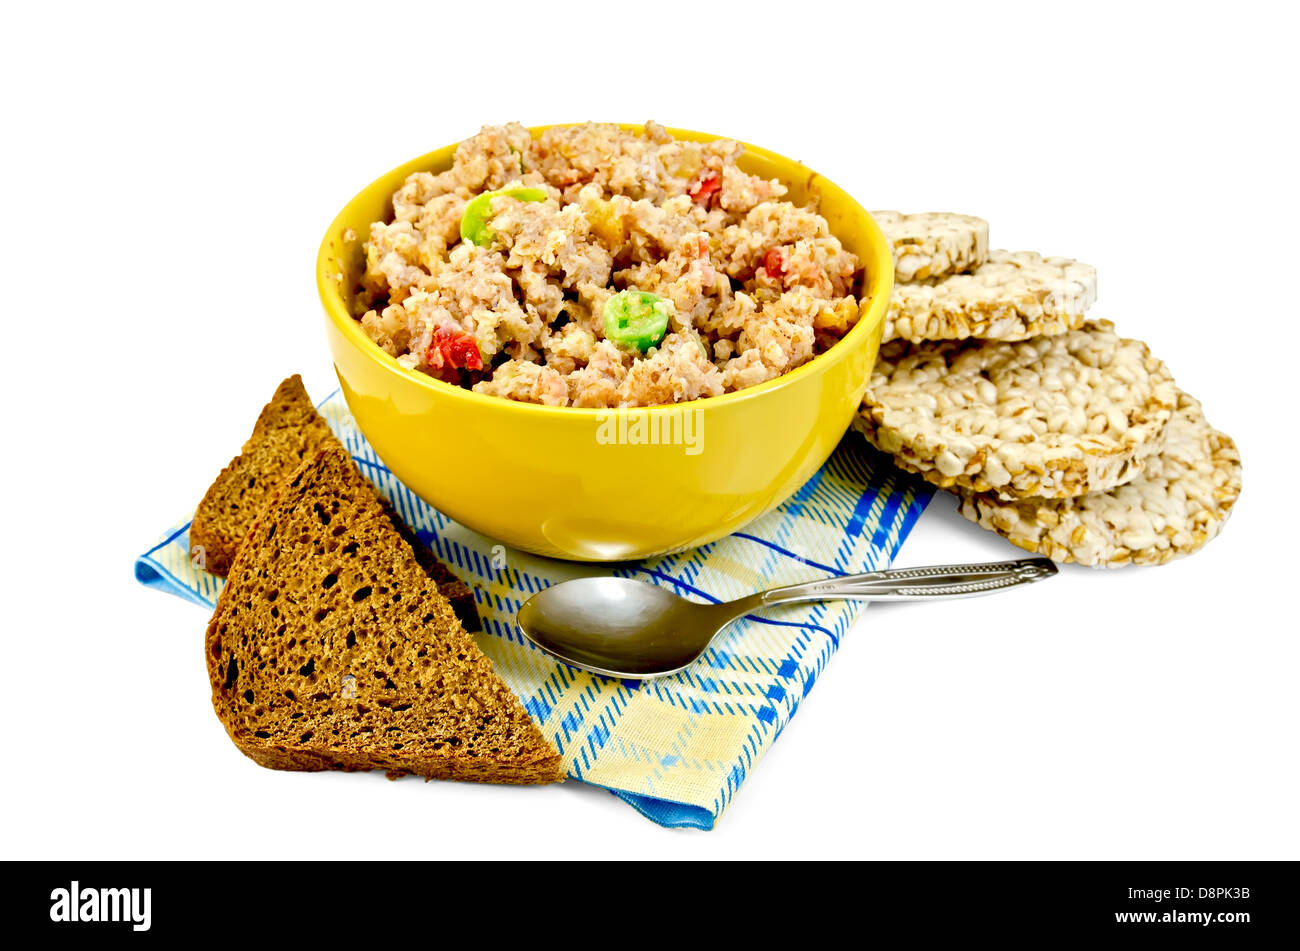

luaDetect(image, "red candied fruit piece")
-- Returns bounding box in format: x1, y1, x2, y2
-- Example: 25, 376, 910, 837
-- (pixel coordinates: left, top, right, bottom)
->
426, 327, 483, 372
763, 247, 785, 282
689, 169, 722, 208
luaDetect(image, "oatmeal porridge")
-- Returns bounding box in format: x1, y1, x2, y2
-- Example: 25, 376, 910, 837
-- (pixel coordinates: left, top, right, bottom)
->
356, 121, 862, 408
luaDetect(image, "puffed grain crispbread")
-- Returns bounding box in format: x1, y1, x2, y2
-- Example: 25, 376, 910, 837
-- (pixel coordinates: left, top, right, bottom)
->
856, 321, 1178, 499
956, 392, 1240, 567
871, 211, 989, 283
884, 250, 1097, 343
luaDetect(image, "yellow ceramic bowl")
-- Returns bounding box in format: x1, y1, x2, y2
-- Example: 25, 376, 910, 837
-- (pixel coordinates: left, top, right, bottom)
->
316, 124, 891, 561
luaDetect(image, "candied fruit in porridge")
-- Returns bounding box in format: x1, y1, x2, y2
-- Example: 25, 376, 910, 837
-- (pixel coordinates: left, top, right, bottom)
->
355, 121, 862, 407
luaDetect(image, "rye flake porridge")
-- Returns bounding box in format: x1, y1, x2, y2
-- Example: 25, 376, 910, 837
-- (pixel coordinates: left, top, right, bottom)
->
355, 121, 863, 408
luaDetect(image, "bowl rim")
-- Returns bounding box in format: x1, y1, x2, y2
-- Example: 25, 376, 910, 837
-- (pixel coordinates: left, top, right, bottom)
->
316, 122, 893, 420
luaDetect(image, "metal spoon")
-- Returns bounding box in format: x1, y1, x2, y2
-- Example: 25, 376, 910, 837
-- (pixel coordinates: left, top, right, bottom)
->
516, 557, 1057, 679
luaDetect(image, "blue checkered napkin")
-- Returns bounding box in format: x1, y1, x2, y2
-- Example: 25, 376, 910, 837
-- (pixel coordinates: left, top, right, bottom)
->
135, 390, 931, 829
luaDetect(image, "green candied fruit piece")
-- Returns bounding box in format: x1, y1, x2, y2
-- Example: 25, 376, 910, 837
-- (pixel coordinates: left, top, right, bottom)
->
459, 187, 547, 247
603, 290, 673, 352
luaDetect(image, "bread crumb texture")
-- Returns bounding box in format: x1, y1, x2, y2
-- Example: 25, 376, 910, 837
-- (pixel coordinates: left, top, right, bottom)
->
204, 444, 563, 784
190, 376, 335, 575
190, 375, 477, 621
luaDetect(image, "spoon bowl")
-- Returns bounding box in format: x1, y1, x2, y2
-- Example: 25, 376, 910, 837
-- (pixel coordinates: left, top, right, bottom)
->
515, 577, 733, 678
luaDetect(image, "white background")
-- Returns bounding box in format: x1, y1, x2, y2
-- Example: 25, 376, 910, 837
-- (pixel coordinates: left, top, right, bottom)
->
2, 0, 1297, 859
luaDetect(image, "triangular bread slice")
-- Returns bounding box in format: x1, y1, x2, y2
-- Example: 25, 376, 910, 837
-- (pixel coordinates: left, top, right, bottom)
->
191, 375, 335, 575
204, 443, 564, 784
190, 376, 477, 626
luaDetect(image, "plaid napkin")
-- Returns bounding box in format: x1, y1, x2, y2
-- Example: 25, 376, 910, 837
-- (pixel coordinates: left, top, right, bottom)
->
135, 390, 931, 829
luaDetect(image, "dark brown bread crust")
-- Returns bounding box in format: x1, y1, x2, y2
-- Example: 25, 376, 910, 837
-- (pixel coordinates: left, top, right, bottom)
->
190, 376, 478, 625
190, 376, 335, 575
204, 444, 564, 784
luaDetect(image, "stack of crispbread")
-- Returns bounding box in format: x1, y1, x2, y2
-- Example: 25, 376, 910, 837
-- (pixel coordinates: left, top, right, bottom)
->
859, 212, 1241, 567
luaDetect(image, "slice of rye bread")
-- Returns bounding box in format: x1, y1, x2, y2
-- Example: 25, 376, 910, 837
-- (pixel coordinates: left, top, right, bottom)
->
190, 376, 336, 575
205, 443, 565, 784
190, 375, 477, 626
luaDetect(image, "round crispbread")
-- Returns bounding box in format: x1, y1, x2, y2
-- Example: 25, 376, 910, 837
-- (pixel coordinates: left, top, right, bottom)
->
871, 211, 989, 282
884, 250, 1097, 343
955, 392, 1240, 567
856, 321, 1178, 499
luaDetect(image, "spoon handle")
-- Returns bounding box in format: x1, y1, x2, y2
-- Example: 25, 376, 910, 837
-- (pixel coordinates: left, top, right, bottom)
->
747, 557, 1057, 608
